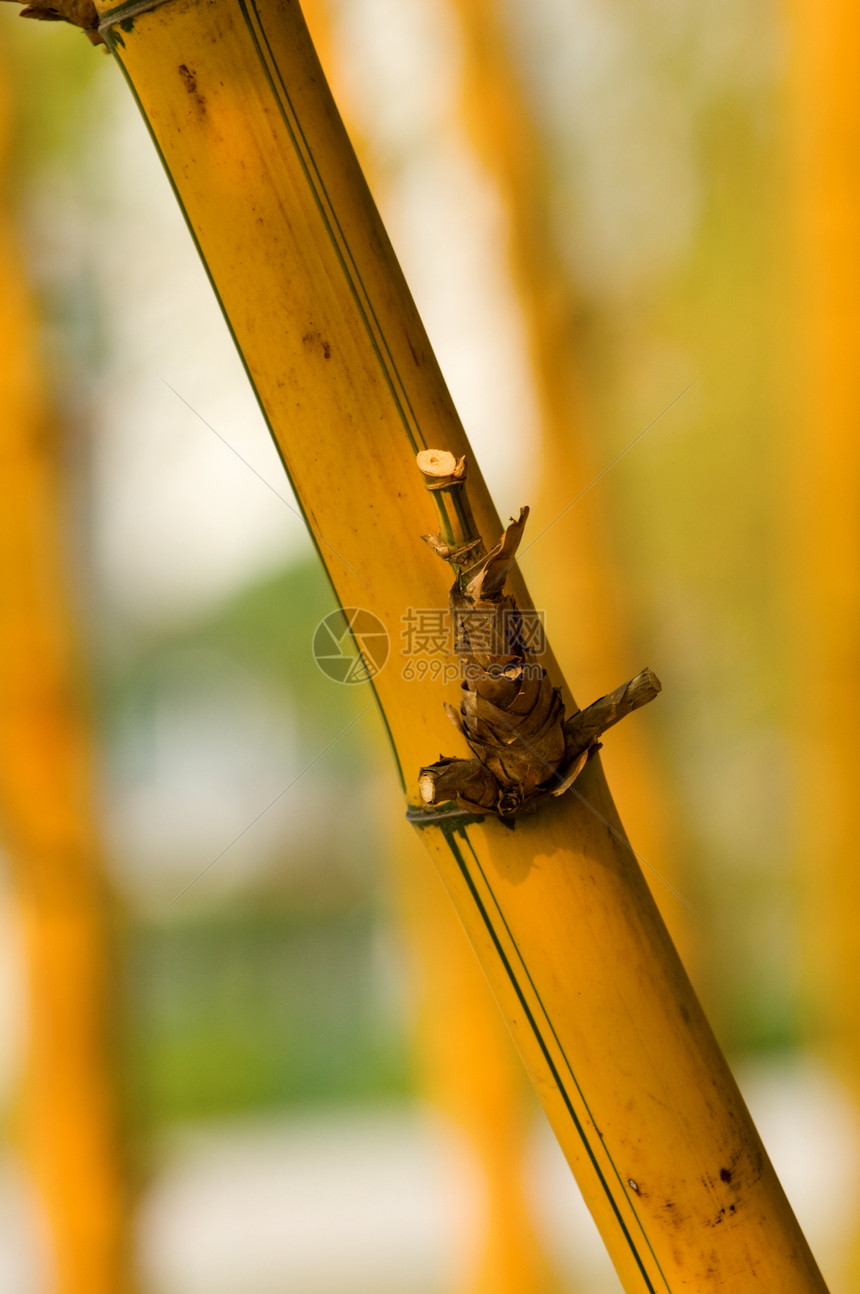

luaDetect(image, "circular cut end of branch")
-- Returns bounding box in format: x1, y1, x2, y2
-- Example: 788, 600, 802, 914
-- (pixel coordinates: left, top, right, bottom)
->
418, 772, 437, 804
416, 449, 466, 485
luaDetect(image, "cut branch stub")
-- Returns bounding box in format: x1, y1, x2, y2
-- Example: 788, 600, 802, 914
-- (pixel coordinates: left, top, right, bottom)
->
416, 448, 467, 489
415, 450, 661, 817
417, 446, 484, 572
562, 668, 662, 758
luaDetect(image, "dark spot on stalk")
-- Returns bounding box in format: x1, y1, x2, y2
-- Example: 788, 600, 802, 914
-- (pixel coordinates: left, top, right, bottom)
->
178, 64, 206, 113
301, 330, 332, 360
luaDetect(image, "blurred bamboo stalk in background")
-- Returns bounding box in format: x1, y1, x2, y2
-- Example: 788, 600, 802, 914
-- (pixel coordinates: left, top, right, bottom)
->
23, 0, 830, 1286
790, 0, 860, 1284
300, 5, 560, 1287
448, 0, 679, 937
0, 61, 131, 1294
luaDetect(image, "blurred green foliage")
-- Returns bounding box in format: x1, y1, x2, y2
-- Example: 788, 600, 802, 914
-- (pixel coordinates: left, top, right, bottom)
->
126, 905, 411, 1121
105, 555, 411, 1121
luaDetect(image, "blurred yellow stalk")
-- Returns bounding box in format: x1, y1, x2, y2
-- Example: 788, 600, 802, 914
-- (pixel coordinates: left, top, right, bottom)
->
0, 63, 130, 1294
450, 0, 678, 932
70, 0, 828, 1286
789, 0, 860, 1283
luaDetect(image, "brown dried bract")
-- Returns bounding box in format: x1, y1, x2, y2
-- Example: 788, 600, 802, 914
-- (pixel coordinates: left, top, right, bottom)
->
415, 452, 661, 818
4, 0, 104, 44
419, 507, 574, 816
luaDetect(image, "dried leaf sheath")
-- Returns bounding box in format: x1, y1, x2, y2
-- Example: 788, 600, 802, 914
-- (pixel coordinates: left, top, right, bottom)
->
1, 0, 104, 43
416, 452, 660, 817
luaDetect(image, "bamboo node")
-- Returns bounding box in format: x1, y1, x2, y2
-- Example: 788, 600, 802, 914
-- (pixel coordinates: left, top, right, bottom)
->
414, 452, 661, 818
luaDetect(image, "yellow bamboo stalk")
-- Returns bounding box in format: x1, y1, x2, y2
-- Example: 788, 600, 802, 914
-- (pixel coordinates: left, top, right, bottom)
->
788, 0, 860, 1282
38, 0, 828, 1286
390, 814, 557, 1294
449, 0, 677, 926
297, 7, 558, 1289
0, 58, 131, 1294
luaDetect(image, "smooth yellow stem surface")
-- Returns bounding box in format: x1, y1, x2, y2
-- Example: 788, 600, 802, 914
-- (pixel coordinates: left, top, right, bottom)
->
92, 0, 827, 1287
298, 7, 560, 1287
392, 813, 557, 1294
